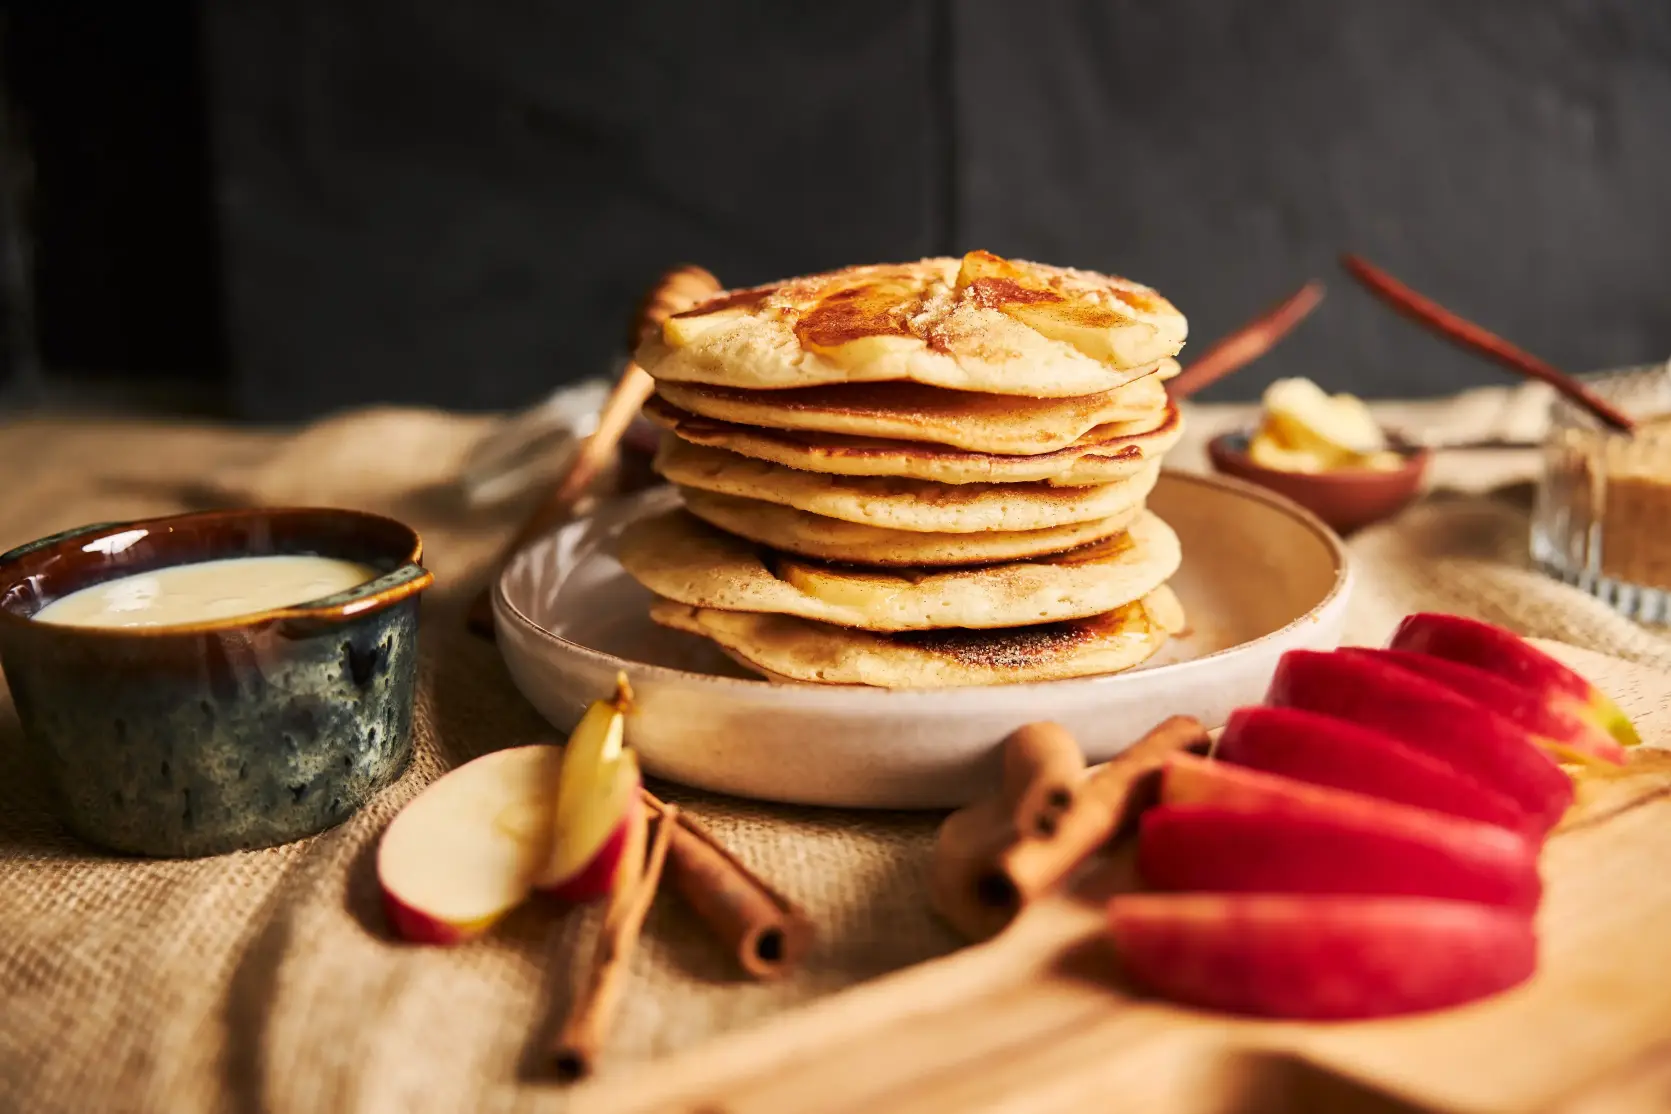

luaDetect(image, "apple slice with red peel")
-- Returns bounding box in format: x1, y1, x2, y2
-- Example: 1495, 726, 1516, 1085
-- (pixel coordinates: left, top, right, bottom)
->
1266, 649, 1574, 833
1389, 612, 1641, 750
535, 750, 642, 902
1159, 752, 1538, 851
534, 673, 645, 902
1106, 893, 1537, 1020
1341, 647, 1626, 768
1138, 802, 1542, 911
1215, 706, 1537, 838
377, 745, 563, 944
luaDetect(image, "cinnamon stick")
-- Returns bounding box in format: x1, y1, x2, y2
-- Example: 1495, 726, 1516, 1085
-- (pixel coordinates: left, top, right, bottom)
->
1341, 253, 1636, 434
552, 802, 678, 1083
1000, 722, 1086, 839
1165, 280, 1325, 402
466, 264, 722, 637
642, 790, 813, 979
929, 716, 1210, 942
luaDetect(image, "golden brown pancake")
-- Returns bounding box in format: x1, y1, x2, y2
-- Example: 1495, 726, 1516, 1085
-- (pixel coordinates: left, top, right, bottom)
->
635, 251, 1188, 397
677, 487, 1141, 566
642, 394, 1185, 486
619, 507, 1180, 631
652, 368, 1169, 456
648, 587, 1185, 688
654, 438, 1162, 533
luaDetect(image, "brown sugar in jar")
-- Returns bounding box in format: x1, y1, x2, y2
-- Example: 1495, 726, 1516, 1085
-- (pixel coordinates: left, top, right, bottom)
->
1532, 364, 1671, 624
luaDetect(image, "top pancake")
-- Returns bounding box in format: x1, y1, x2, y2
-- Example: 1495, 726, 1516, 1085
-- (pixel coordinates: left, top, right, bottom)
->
635, 251, 1188, 398
654, 364, 1170, 456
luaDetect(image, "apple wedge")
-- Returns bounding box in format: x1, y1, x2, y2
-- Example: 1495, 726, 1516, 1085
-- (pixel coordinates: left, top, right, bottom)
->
377, 745, 564, 944
534, 673, 645, 903
1138, 802, 1542, 911
1215, 706, 1537, 838
535, 751, 642, 903
1159, 752, 1538, 851
1389, 612, 1641, 750
953, 249, 1180, 368
1341, 648, 1626, 767
1266, 649, 1574, 833
1106, 893, 1537, 1020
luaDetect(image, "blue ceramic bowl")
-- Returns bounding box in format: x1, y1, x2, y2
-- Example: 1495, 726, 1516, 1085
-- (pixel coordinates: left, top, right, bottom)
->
0, 507, 434, 858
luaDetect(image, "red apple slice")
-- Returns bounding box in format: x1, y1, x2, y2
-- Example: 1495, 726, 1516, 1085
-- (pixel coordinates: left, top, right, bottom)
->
1106, 893, 1537, 1020
1138, 802, 1542, 911
1389, 612, 1641, 750
535, 749, 643, 902
1266, 649, 1574, 833
534, 673, 644, 901
377, 745, 563, 944
1160, 752, 1537, 851
1215, 706, 1536, 838
1341, 647, 1625, 767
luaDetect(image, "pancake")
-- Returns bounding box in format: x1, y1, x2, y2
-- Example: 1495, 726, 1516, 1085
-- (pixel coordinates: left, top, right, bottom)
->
648, 587, 1185, 688
678, 487, 1141, 566
643, 394, 1185, 487
635, 251, 1188, 397
618, 508, 1181, 631
653, 368, 1170, 455
654, 438, 1162, 533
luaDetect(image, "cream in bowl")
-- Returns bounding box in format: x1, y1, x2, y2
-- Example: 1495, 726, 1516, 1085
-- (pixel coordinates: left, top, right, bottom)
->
0, 508, 434, 858
33, 554, 381, 628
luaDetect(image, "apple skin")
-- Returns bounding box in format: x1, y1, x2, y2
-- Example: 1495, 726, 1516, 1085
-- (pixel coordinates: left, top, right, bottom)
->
1341, 647, 1626, 767
381, 893, 499, 946
1215, 706, 1538, 838
1138, 802, 1543, 912
1159, 752, 1538, 851
534, 794, 642, 904
1106, 893, 1538, 1020
1266, 649, 1574, 834
1389, 612, 1641, 750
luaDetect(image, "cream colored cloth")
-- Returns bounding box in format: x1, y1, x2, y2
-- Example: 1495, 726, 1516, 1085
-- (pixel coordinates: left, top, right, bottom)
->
1, 387, 1668, 1114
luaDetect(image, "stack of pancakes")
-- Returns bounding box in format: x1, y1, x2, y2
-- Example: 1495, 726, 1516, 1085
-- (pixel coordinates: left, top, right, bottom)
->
618, 250, 1190, 688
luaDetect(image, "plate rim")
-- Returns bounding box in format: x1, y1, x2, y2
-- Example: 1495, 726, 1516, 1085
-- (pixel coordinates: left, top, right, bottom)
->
493, 468, 1353, 707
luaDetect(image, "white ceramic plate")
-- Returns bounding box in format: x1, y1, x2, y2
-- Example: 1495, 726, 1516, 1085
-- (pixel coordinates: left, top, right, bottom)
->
494, 471, 1352, 809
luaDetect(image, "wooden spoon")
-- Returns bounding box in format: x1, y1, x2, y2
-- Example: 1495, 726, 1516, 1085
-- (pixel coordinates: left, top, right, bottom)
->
465, 264, 722, 637
1341, 253, 1635, 434
1165, 280, 1326, 402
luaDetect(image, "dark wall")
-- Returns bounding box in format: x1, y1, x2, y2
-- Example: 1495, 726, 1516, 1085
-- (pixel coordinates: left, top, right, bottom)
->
2, 0, 225, 392
13, 1, 1671, 420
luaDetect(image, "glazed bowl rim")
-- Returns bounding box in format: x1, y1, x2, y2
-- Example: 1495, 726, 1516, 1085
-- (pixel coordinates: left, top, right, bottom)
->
0, 505, 434, 638
493, 469, 1354, 705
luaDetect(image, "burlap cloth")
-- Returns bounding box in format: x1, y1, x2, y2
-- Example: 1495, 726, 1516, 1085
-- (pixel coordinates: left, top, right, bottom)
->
2, 387, 1669, 1114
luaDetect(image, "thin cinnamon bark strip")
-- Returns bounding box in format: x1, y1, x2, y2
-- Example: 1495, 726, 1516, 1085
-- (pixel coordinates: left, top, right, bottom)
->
1000, 722, 1086, 839
552, 803, 678, 1083
980, 717, 1208, 929
642, 790, 813, 979
1165, 280, 1325, 402
1341, 253, 1635, 434
466, 264, 722, 636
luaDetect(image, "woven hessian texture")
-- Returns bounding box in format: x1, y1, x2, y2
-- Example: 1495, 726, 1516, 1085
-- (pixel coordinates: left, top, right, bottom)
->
1, 388, 1666, 1113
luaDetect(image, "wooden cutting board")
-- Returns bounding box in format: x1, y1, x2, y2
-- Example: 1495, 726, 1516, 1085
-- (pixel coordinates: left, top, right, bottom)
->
577, 641, 1671, 1114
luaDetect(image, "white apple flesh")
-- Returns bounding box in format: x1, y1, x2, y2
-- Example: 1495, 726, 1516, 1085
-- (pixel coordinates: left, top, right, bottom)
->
377, 745, 563, 944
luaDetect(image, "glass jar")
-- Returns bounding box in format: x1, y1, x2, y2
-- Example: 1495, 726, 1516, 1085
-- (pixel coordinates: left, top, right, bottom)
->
1531, 362, 1671, 624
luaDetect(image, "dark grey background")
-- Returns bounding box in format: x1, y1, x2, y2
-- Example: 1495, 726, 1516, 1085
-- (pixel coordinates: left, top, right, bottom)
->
9, 0, 1671, 421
